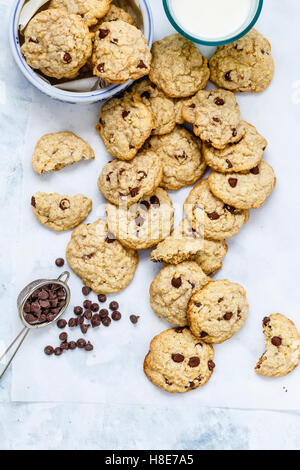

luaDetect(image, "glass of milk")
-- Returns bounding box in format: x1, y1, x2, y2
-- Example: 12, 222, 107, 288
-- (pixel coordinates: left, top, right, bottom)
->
163, 0, 263, 45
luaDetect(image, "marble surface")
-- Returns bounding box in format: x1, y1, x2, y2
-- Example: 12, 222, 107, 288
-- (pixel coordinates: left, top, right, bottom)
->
1, 0, 300, 450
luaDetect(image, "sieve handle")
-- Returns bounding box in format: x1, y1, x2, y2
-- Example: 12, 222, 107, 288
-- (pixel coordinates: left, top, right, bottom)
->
0, 327, 30, 380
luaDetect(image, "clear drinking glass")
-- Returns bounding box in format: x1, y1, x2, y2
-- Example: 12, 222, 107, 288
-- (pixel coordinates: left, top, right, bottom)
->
163, 0, 263, 46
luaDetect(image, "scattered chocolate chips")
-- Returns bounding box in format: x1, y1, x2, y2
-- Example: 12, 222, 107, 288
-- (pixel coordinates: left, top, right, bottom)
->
60, 341, 69, 351
171, 353, 184, 363
171, 277, 182, 288
263, 316, 271, 326
77, 338, 86, 349
55, 258, 65, 267
91, 303, 99, 312
68, 341, 77, 350
74, 306, 83, 316
44, 346, 54, 356
100, 309, 109, 319
83, 299, 92, 309
91, 314, 101, 327
59, 332, 68, 341
63, 53, 72, 64
31, 196, 36, 207
102, 316, 111, 327
80, 324, 90, 334
99, 28, 110, 39
54, 347, 63, 356
109, 301, 119, 311
84, 309, 92, 321
188, 357, 200, 368
85, 342, 94, 351
57, 319, 67, 329
214, 97, 225, 106
130, 315, 139, 324
207, 211, 220, 220
68, 318, 77, 328
98, 294, 107, 303
82, 286, 91, 296
208, 360, 215, 371
228, 178, 238, 188
112, 311, 121, 321
271, 336, 282, 347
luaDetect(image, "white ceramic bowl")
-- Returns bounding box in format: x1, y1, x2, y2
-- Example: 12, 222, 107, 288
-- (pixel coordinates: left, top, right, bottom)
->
9, 0, 153, 104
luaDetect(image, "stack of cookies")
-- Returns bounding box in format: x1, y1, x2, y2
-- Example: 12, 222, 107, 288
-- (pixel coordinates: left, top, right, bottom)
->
27, 7, 300, 390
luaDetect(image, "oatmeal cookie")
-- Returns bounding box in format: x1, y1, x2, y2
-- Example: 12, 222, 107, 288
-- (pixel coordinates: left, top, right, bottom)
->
49, 0, 112, 27
144, 327, 215, 393
32, 132, 95, 174
149, 34, 210, 98
66, 218, 138, 293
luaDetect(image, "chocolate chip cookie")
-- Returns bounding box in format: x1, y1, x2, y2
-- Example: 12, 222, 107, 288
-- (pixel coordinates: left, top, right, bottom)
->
31, 192, 92, 232
106, 188, 174, 250
255, 314, 300, 378
203, 121, 268, 173
130, 78, 176, 136
66, 218, 138, 293
209, 29, 274, 93
184, 179, 249, 241
208, 160, 276, 209
182, 89, 245, 149
97, 149, 162, 206
145, 126, 206, 190
150, 262, 210, 326
144, 327, 215, 393
188, 280, 249, 344
92, 20, 151, 83
21, 9, 92, 79
49, 0, 112, 27
149, 34, 210, 98
32, 132, 95, 174
97, 93, 153, 160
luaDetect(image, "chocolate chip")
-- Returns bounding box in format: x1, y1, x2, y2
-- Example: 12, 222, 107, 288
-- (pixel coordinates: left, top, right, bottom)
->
60, 341, 69, 351
188, 281, 195, 289
171, 353, 184, 363
24, 314, 36, 324
171, 277, 182, 288
57, 319, 67, 329
150, 195, 160, 207
226, 159, 233, 169
189, 103, 196, 108
80, 324, 90, 334
224, 204, 236, 214
228, 178, 238, 188
105, 232, 116, 243
82, 286, 91, 296
130, 315, 139, 324
74, 306, 83, 316
175, 327, 184, 333
100, 308, 109, 318
59, 199, 70, 210
214, 97, 225, 106
141, 90, 151, 100
38, 290, 49, 300
31, 196, 36, 207
84, 309, 92, 321
130, 187, 140, 197
97, 63, 105, 73
200, 331, 208, 338
91, 314, 101, 327
39, 300, 50, 309
109, 301, 119, 311
83, 300, 92, 309
135, 214, 144, 227
77, 338, 86, 349
112, 311, 121, 321
271, 336, 282, 347
68, 341, 77, 350
98, 294, 107, 303
188, 357, 200, 367
208, 360, 215, 371
225, 71, 232, 81
63, 52, 72, 63
137, 171, 147, 181
59, 332, 68, 341
55, 258, 65, 267
85, 342, 94, 351
207, 210, 220, 221
137, 60, 147, 69
263, 316, 271, 326
102, 316, 111, 327
29, 37, 39, 44
68, 318, 77, 328
54, 347, 63, 356
140, 200, 150, 211
232, 128, 237, 137
194, 302, 202, 308
213, 117, 221, 123
223, 312, 233, 320
218, 298, 224, 303
91, 303, 99, 312
250, 166, 260, 175
44, 346, 54, 356
99, 28, 110, 39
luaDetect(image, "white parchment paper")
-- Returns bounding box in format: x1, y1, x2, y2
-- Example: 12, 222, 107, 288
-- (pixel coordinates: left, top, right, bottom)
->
11, 0, 300, 409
